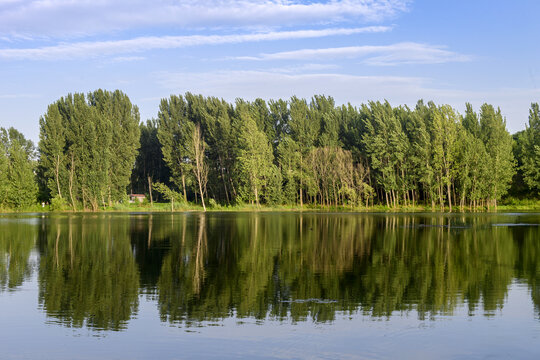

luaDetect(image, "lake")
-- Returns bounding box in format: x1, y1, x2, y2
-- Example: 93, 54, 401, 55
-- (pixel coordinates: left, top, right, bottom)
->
1, 212, 540, 359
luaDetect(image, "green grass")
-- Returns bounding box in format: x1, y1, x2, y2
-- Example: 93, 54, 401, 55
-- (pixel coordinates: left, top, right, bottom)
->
497, 197, 540, 211
2, 198, 540, 214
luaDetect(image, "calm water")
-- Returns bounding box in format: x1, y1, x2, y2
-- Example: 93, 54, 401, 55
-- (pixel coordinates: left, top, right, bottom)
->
1, 212, 540, 359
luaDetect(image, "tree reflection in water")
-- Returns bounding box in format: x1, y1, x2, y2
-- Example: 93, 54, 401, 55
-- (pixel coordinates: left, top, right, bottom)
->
0, 213, 537, 330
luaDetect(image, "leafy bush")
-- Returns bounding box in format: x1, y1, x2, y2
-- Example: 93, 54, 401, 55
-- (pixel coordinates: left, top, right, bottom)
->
50, 195, 69, 211
208, 198, 220, 209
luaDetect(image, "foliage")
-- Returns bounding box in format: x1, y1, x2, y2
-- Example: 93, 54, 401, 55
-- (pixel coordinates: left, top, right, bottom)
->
0, 127, 37, 209
38, 90, 140, 211
131, 119, 170, 200
152, 182, 185, 210
520, 103, 540, 195
49, 194, 70, 211
3, 90, 536, 212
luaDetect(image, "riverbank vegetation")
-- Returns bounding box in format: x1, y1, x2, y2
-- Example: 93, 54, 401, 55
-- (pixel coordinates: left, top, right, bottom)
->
1, 89, 540, 212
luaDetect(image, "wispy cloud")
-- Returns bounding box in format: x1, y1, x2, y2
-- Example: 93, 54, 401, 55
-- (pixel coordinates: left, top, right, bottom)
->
154, 69, 427, 102
0, 0, 408, 37
237, 42, 472, 65
0, 27, 391, 61
269, 63, 341, 73
108, 56, 146, 63
0, 93, 40, 99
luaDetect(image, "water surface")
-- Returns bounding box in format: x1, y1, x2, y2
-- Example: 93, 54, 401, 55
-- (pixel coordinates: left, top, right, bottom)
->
1, 212, 540, 359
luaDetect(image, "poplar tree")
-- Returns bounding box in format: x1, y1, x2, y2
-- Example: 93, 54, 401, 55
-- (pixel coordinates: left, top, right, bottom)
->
197, 97, 236, 203
0, 127, 37, 208
236, 104, 274, 206
131, 119, 170, 200
0, 139, 9, 207
39, 103, 65, 199
39, 90, 140, 210
289, 96, 319, 206
88, 90, 140, 204
191, 124, 208, 211
521, 103, 540, 194
431, 105, 459, 211
479, 104, 515, 207
157, 95, 193, 202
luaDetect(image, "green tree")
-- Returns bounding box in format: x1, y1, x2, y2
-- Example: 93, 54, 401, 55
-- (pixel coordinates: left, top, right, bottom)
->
236, 104, 275, 206
521, 103, 540, 195
479, 104, 515, 207
431, 105, 459, 211
157, 95, 194, 202
131, 119, 171, 201
289, 96, 319, 206
0, 127, 37, 209
38, 90, 140, 210
0, 138, 9, 207
39, 103, 65, 200
88, 90, 141, 204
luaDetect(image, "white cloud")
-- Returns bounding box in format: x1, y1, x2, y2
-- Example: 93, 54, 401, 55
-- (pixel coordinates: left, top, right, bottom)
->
151, 69, 538, 133
238, 42, 472, 65
0, 0, 408, 37
108, 56, 146, 63
0, 27, 391, 61
269, 63, 341, 73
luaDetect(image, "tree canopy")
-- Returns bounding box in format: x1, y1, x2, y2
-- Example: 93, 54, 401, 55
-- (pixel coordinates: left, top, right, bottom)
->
38, 90, 140, 210
1, 89, 536, 211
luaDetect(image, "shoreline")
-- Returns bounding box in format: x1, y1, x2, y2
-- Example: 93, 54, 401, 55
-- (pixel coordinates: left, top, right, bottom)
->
2, 202, 540, 215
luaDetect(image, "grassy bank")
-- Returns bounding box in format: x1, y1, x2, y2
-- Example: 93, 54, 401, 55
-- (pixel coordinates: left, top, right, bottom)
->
2, 198, 540, 214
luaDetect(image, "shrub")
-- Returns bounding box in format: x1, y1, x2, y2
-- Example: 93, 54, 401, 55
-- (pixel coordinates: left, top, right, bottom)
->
50, 195, 69, 211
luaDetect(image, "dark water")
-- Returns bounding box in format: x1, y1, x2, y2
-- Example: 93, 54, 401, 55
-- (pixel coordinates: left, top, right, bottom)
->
1, 212, 540, 359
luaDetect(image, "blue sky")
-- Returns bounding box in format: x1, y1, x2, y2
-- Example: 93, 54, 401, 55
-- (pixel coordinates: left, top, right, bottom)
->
1, 0, 539, 142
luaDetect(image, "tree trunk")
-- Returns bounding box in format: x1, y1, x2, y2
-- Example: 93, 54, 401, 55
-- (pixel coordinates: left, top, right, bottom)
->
299, 179, 303, 208
181, 171, 187, 202
227, 168, 238, 199
254, 184, 260, 207
55, 154, 62, 198
438, 181, 444, 211
69, 154, 76, 211
219, 155, 230, 204
447, 181, 452, 212
148, 176, 153, 205
332, 181, 338, 207
198, 179, 206, 211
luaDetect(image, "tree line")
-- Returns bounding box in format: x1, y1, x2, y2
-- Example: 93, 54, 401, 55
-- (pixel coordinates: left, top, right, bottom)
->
1, 89, 540, 211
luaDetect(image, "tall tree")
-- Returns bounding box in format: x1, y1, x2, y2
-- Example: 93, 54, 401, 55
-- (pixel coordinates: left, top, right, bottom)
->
38, 90, 140, 210
479, 104, 515, 207
39, 103, 65, 200
289, 96, 319, 206
131, 119, 170, 200
431, 105, 459, 211
157, 95, 193, 202
191, 124, 208, 211
88, 90, 141, 204
236, 104, 274, 206
521, 103, 540, 195
0, 127, 37, 209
